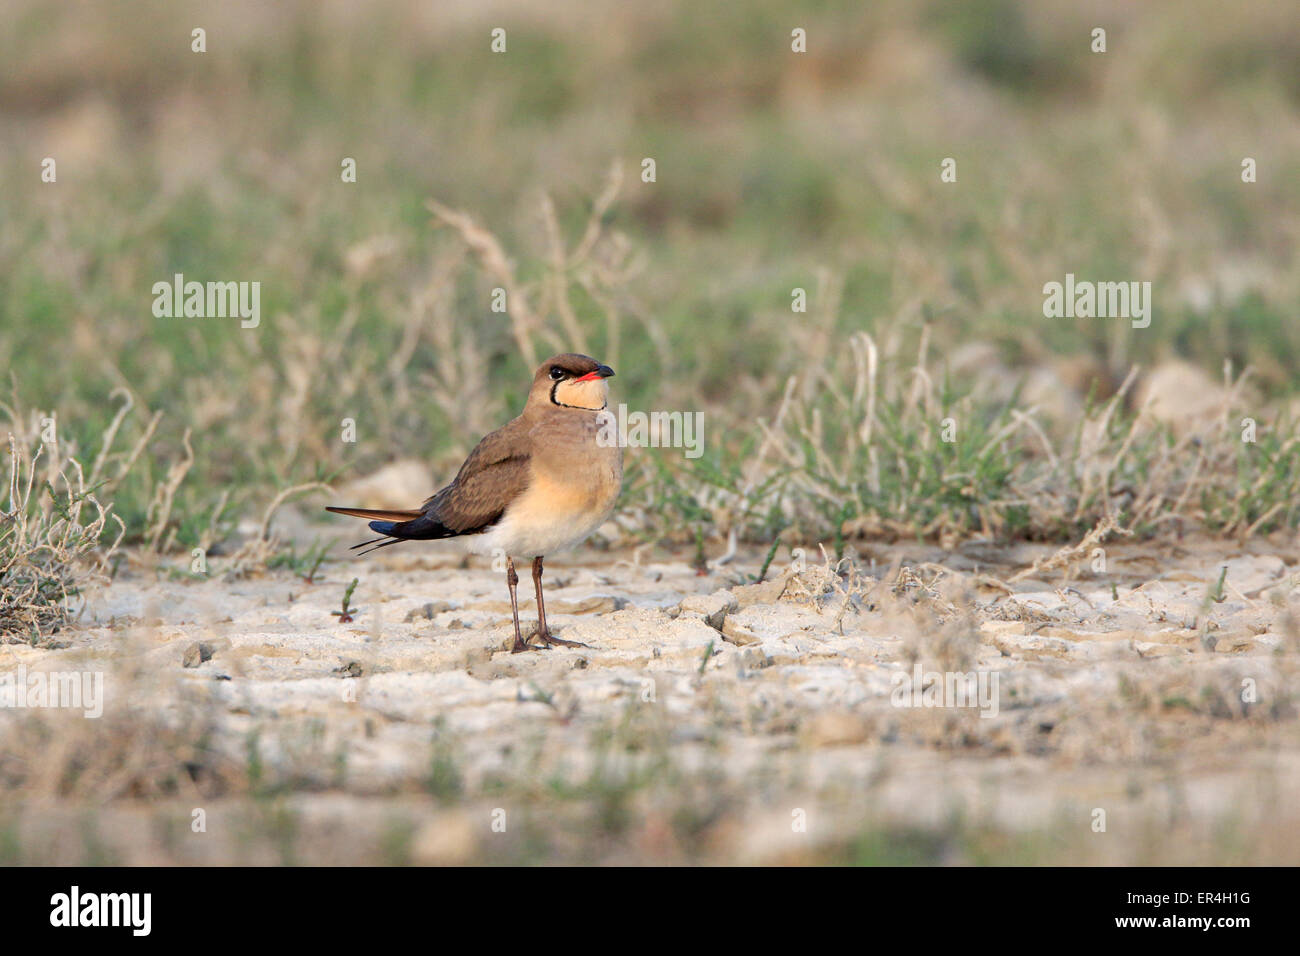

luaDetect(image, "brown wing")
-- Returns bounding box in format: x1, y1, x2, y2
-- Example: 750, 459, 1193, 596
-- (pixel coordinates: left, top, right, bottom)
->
422, 419, 532, 534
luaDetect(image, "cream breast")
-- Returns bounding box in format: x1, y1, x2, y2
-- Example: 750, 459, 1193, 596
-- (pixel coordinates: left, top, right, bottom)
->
469, 412, 622, 558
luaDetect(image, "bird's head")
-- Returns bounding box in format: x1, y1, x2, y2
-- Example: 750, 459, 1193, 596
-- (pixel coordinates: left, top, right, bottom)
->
530, 353, 615, 411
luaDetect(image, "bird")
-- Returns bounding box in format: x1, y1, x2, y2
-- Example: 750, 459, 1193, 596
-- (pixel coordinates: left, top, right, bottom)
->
327, 353, 622, 654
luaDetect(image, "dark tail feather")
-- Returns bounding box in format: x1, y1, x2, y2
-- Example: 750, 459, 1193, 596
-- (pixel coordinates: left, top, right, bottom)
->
373, 512, 457, 541
349, 533, 391, 551
327, 505, 459, 557
353, 537, 409, 557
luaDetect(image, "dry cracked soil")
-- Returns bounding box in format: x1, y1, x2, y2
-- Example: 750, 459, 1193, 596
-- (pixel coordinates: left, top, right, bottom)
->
3, 532, 1299, 864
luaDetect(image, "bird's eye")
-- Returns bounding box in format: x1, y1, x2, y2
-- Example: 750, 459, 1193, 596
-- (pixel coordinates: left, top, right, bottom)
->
549, 367, 565, 381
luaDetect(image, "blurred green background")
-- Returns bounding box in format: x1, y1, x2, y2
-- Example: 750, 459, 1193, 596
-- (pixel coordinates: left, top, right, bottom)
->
1, 0, 1297, 552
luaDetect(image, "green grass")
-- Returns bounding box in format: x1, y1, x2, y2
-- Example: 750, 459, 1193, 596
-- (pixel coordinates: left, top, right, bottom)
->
1, 0, 1297, 571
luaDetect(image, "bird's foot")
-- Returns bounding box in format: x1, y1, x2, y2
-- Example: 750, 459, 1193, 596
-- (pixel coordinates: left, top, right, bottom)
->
510, 635, 542, 654
531, 626, 587, 649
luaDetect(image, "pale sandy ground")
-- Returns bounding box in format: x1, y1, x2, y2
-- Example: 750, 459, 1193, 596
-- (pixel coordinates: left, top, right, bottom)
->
3, 532, 1299, 864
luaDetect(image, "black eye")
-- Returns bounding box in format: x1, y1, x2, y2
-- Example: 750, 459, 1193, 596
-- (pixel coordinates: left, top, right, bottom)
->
549, 367, 565, 381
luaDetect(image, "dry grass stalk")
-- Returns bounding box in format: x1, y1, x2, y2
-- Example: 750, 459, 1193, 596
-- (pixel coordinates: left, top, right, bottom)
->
1008, 515, 1131, 584
224, 480, 333, 577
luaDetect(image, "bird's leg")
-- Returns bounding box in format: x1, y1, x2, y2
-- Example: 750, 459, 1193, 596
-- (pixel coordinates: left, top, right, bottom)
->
531, 555, 588, 649
533, 555, 549, 641
506, 557, 531, 654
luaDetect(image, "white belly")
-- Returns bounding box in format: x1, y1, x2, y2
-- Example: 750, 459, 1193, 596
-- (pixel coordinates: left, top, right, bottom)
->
469, 499, 612, 558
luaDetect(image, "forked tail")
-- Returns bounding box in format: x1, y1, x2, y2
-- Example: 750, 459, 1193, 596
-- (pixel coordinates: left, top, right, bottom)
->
325, 505, 458, 555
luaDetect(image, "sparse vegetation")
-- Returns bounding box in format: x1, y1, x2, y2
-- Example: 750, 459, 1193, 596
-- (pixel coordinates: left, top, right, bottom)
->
1, 0, 1297, 562
1, 0, 1298, 867
0, 430, 122, 642
331, 577, 359, 623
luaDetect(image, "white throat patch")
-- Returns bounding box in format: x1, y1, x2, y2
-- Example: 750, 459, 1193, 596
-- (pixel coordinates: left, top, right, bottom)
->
553, 377, 608, 410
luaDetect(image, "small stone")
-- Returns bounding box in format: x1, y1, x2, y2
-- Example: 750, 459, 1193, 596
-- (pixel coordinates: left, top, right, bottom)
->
182, 642, 214, 668
721, 618, 762, 646
730, 576, 790, 608
404, 601, 455, 621
550, 595, 621, 615
334, 661, 364, 678
1213, 632, 1255, 653
678, 590, 739, 631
